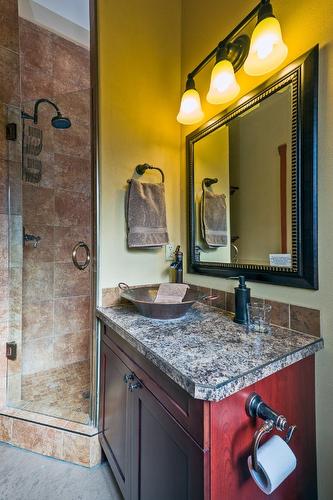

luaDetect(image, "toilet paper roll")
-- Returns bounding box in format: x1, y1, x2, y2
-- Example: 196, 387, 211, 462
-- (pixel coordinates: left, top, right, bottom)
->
248, 434, 297, 495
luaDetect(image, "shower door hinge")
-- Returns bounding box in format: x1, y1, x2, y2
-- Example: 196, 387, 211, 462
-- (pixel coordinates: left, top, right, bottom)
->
6, 342, 17, 360
6, 123, 17, 141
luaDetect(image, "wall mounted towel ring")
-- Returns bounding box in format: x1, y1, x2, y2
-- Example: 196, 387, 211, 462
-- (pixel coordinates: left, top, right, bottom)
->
136, 163, 165, 183
202, 177, 218, 191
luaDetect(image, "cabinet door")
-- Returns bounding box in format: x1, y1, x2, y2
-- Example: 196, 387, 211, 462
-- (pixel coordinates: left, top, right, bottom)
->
129, 378, 207, 500
99, 340, 131, 497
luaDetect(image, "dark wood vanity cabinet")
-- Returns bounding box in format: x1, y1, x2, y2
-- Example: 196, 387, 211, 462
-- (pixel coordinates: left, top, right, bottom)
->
99, 323, 317, 500
99, 327, 207, 500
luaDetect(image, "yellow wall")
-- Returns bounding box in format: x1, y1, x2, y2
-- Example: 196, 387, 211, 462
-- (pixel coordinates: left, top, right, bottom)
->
97, 0, 181, 290
181, 1, 332, 497
98, 0, 332, 496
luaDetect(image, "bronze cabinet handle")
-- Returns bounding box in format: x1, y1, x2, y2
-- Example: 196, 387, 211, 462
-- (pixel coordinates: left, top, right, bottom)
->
72, 241, 91, 270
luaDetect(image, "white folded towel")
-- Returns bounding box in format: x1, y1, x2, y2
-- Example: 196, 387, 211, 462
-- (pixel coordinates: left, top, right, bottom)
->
154, 283, 189, 304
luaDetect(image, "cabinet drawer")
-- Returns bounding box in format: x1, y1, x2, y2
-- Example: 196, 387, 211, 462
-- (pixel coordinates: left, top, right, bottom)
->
102, 324, 208, 449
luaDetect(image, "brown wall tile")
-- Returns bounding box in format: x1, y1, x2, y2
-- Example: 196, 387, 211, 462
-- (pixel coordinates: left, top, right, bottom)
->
55, 89, 91, 127
210, 289, 226, 309
22, 300, 53, 341
54, 154, 91, 194
0, 47, 20, 106
54, 263, 90, 297
23, 224, 54, 263
54, 296, 90, 334
0, 159, 8, 214
22, 262, 54, 302
54, 226, 91, 263
19, 18, 53, 73
0, 213, 8, 269
53, 331, 89, 365
22, 336, 54, 374
290, 305, 321, 337
0, 4, 19, 53
53, 120, 91, 159
55, 190, 90, 226
53, 36, 90, 95
265, 300, 290, 328
225, 292, 235, 313
23, 185, 55, 226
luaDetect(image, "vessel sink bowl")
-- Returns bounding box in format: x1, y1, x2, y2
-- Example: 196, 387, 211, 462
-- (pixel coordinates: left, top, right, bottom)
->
118, 283, 207, 320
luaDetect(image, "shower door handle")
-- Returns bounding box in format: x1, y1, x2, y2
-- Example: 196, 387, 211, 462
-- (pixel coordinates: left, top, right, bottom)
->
72, 241, 91, 270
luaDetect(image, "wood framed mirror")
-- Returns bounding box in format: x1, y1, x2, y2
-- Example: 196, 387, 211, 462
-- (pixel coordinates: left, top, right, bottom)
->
187, 46, 318, 289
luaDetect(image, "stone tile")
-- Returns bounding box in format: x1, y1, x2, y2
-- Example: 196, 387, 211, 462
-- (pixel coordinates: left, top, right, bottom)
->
19, 18, 53, 74
54, 296, 90, 335
53, 331, 89, 366
55, 89, 91, 127
0, 213, 8, 270
53, 36, 90, 96
55, 190, 90, 227
0, 5, 19, 53
6, 372, 22, 402
225, 291, 235, 313
8, 214, 22, 268
90, 434, 102, 466
0, 415, 12, 442
8, 161, 22, 215
63, 432, 90, 466
53, 120, 91, 160
11, 419, 63, 459
0, 159, 8, 214
22, 262, 54, 302
290, 305, 321, 337
20, 58, 53, 102
102, 287, 122, 307
23, 224, 54, 263
23, 184, 55, 226
0, 47, 20, 106
54, 263, 90, 297
54, 226, 91, 263
54, 154, 91, 194
22, 336, 54, 375
22, 300, 53, 341
265, 300, 290, 328
210, 289, 225, 309
6, 105, 22, 163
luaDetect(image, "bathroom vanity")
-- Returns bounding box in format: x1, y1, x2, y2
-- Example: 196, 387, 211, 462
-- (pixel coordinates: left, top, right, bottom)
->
97, 303, 323, 500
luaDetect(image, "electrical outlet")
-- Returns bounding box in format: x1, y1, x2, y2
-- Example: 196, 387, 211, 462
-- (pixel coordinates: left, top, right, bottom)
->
165, 243, 176, 261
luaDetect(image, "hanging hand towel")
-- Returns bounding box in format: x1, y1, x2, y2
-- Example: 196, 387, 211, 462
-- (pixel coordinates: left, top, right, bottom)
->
127, 179, 169, 248
201, 187, 228, 247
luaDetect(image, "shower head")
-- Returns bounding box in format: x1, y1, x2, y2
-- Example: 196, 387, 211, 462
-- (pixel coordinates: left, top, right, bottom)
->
21, 98, 72, 129
51, 113, 71, 129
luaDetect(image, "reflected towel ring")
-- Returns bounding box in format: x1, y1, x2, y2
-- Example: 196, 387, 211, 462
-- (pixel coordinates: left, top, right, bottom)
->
202, 177, 218, 190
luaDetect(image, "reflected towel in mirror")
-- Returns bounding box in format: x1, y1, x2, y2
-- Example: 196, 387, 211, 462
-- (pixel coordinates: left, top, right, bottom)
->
201, 188, 228, 247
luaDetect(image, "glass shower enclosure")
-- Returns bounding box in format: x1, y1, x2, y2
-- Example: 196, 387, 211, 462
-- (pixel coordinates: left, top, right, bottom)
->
6, 9, 94, 426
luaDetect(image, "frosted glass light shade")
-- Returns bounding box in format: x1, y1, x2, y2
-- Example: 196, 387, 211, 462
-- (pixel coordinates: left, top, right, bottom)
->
177, 88, 204, 125
206, 59, 240, 105
244, 16, 288, 76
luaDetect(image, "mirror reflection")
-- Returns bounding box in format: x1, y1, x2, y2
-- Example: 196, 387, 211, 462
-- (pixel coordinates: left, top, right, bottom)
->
194, 83, 293, 268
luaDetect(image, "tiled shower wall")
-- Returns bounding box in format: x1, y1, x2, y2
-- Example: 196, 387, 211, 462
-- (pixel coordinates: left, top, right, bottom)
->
18, 19, 91, 388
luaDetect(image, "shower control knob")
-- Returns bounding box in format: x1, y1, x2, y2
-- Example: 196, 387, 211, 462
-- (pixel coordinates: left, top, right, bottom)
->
123, 373, 134, 384
128, 381, 142, 392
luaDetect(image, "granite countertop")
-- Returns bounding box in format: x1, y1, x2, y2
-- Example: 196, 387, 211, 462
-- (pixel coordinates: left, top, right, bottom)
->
96, 303, 323, 402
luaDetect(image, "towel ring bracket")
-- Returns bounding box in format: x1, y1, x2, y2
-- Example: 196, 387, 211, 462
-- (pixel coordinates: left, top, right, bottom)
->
136, 163, 165, 183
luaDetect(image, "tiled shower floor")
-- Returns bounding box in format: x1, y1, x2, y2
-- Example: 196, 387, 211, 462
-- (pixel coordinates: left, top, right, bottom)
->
11, 361, 90, 424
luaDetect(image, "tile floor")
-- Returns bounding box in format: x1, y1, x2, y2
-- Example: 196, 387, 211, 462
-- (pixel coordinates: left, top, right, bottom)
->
10, 361, 90, 424
0, 442, 122, 500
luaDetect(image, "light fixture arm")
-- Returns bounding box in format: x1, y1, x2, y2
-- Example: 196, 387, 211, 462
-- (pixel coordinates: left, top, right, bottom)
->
188, 0, 265, 80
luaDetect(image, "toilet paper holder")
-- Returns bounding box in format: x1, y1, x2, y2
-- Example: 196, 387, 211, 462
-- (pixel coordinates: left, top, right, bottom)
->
246, 393, 297, 472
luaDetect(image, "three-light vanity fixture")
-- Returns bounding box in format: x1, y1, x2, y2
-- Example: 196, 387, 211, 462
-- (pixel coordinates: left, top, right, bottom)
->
177, 0, 288, 125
